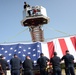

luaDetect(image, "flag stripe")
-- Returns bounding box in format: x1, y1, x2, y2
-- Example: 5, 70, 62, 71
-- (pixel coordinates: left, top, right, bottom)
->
53, 39, 63, 58
47, 41, 54, 58
58, 38, 68, 55
70, 36, 76, 50
41, 42, 50, 58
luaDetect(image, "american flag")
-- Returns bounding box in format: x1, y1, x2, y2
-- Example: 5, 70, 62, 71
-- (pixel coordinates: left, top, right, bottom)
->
0, 35, 76, 65
0, 42, 42, 64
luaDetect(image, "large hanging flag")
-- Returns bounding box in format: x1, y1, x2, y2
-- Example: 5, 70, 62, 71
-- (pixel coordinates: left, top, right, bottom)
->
47, 35, 76, 60
0, 35, 76, 65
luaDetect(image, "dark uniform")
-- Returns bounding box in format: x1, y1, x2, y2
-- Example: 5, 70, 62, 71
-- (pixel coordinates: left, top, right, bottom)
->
24, 2, 30, 9
37, 53, 49, 75
24, 2, 31, 16
0, 55, 9, 75
50, 52, 61, 75
10, 54, 22, 75
61, 50, 75, 75
23, 56, 34, 75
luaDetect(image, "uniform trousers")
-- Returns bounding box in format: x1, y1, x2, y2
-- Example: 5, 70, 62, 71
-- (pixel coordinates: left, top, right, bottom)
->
65, 65, 75, 75
53, 67, 61, 75
40, 68, 47, 75
11, 70, 20, 75
24, 70, 34, 75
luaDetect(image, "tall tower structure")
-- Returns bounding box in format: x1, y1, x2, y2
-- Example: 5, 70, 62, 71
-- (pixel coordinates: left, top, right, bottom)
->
21, 5, 50, 42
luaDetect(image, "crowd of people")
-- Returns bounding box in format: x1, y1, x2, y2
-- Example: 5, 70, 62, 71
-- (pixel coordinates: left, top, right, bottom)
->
0, 50, 75, 75
37, 50, 75, 75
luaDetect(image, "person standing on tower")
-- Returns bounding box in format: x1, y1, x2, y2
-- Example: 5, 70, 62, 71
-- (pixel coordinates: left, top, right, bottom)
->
24, 2, 31, 16
24, 2, 30, 9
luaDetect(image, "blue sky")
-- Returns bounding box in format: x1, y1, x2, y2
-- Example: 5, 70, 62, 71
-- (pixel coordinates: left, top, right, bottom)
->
0, 0, 76, 43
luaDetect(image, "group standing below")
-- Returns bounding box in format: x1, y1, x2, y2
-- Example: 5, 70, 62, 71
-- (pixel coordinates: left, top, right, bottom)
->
37, 50, 75, 75
50, 50, 75, 75
0, 50, 75, 75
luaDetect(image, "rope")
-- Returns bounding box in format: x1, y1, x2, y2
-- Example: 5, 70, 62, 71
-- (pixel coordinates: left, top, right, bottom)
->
44, 26, 71, 36
2, 26, 75, 43
5, 28, 28, 43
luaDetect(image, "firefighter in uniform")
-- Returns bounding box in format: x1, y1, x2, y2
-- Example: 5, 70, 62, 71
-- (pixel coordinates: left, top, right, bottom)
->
37, 53, 49, 75
61, 50, 75, 75
50, 52, 61, 75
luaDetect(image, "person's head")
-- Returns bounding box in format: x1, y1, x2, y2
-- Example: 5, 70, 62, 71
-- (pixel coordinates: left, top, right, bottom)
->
54, 52, 57, 56
40, 53, 44, 57
26, 55, 30, 59
24, 2, 26, 4
0, 55, 4, 59
14, 54, 17, 58
66, 50, 69, 54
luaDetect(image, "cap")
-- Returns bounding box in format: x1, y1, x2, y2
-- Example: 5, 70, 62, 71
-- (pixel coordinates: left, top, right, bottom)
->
54, 52, 57, 55
0, 55, 4, 58
66, 50, 69, 53
14, 54, 17, 57
40, 53, 44, 56
24, 2, 26, 4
